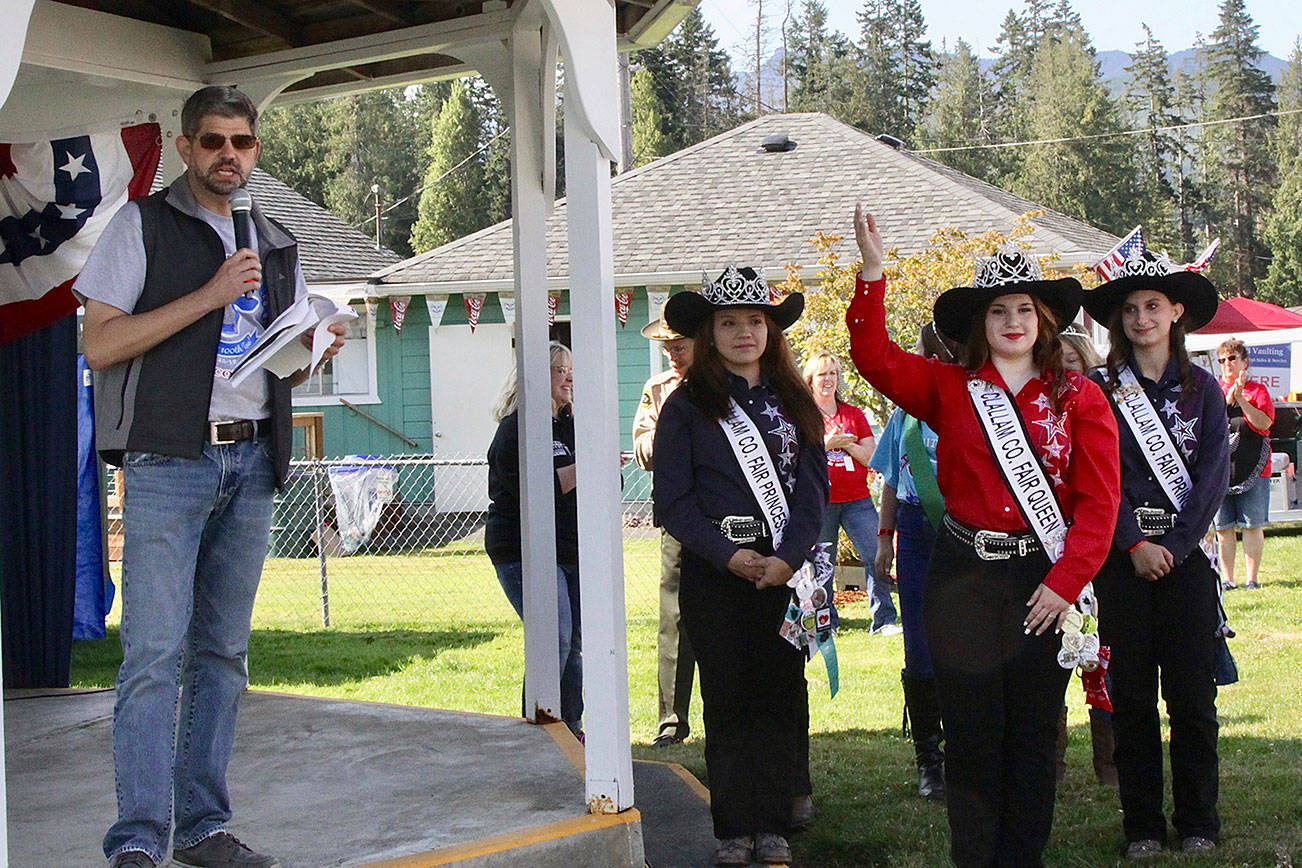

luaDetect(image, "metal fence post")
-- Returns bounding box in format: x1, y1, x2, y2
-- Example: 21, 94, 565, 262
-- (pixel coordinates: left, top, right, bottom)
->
313, 459, 330, 627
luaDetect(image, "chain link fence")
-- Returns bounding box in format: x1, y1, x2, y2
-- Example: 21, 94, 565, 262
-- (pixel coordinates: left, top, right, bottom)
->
245, 453, 662, 629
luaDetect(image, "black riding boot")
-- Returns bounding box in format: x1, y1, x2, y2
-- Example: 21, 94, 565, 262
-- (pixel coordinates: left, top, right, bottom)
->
901, 670, 945, 800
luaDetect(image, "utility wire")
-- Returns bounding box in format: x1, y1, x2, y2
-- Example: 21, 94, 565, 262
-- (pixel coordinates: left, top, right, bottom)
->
352, 126, 510, 229
910, 107, 1302, 154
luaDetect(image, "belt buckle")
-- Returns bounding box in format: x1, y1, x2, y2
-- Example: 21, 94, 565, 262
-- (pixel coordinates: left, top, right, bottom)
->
972, 529, 1011, 561
720, 515, 758, 544
1134, 506, 1166, 536
208, 421, 237, 445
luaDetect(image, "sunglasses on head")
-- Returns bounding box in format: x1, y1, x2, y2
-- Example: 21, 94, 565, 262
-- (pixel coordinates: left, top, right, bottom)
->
191, 132, 258, 151
1218, 354, 1240, 363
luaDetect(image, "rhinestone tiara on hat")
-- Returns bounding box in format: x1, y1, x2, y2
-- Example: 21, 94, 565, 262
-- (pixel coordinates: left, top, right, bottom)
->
972, 247, 1044, 288
1117, 249, 1177, 278
701, 264, 769, 305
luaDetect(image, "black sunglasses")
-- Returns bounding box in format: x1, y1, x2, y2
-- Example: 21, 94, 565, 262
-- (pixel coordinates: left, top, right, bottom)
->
191, 132, 258, 151
1218, 354, 1240, 363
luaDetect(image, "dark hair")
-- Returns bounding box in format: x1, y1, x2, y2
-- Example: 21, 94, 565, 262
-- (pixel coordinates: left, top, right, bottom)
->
1104, 305, 1197, 401
181, 86, 258, 137
684, 310, 824, 445
957, 296, 1067, 409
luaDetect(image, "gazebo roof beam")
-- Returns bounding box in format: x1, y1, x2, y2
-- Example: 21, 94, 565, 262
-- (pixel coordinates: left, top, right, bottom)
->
204, 8, 511, 82
181, 0, 304, 47
344, 0, 416, 26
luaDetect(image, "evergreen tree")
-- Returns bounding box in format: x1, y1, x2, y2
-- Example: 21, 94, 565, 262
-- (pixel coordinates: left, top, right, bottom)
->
631, 66, 675, 165
409, 80, 489, 254
919, 39, 999, 181
1124, 25, 1183, 252
784, 0, 855, 114
661, 8, 743, 148
320, 88, 423, 256
1173, 40, 1214, 258
849, 0, 933, 141
1259, 40, 1302, 306
1203, 0, 1277, 296
255, 100, 332, 206
1009, 26, 1132, 233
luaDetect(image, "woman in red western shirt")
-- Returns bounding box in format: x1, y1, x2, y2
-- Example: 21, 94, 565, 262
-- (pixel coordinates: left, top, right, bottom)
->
1214, 338, 1276, 589
845, 207, 1121, 867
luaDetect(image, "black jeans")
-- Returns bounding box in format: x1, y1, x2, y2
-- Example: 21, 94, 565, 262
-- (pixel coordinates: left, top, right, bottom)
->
1095, 547, 1220, 844
679, 545, 808, 839
924, 527, 1071, 867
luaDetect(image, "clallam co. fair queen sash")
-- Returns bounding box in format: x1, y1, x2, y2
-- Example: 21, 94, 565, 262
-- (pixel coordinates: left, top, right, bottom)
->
966, 379, 1069, 562
719, 398, 789, 548
1109, 366, 1193, 512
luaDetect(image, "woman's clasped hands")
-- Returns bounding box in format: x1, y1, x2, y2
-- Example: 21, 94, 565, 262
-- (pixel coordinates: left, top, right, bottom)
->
727, 549, 795, 589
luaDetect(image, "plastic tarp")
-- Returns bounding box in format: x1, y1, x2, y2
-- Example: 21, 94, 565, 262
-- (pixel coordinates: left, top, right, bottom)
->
1197, 296, 1302, 334
74, 355, 113, 640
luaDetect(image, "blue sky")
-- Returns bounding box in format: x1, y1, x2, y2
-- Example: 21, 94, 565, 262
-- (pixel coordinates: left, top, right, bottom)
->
698, 0, 1298, 60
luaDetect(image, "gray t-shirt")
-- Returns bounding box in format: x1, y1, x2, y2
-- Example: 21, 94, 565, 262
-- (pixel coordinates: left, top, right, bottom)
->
75, 198, 308, 421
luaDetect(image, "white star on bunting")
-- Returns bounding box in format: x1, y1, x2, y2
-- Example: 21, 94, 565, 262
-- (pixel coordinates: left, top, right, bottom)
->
28, 225, 47, 249
56, 203, 85, 220
59, 152, 91, 180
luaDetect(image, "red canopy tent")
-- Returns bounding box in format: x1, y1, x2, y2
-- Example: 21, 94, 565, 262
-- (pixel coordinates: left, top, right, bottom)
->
1196, 295, 1302, 333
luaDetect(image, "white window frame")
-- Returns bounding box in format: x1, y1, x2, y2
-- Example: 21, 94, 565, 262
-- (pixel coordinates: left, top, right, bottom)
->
292, 300, 380, 406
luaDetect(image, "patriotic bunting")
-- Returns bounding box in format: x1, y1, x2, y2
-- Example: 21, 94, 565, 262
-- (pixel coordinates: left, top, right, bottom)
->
1, 121, 161, 343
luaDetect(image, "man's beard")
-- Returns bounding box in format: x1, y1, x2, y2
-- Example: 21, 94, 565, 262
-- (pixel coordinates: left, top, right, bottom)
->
194, 160, 246, 196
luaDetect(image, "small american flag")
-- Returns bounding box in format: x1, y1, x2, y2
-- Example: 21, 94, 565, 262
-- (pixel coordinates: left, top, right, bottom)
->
1184, 238, 1220, 273
1095, 226, 1145, 281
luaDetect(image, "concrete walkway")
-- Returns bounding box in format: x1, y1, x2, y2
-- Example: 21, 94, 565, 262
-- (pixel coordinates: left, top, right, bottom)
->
4, 689, 713, 866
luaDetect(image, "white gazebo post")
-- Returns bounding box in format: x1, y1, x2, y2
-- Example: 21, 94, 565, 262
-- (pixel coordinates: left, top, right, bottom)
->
545, 0, 635, 813
505, 9, 564, 727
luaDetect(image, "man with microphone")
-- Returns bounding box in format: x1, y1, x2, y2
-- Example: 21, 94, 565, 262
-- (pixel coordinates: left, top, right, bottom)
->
76, 85, 346, 868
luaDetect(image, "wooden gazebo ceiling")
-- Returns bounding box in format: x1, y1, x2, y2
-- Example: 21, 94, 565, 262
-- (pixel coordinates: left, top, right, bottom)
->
48, 0, 680, 96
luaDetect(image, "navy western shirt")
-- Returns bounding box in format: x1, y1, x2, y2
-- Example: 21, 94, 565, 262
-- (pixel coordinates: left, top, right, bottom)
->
1091, 358, 1230, 562
652, 373, 828, 572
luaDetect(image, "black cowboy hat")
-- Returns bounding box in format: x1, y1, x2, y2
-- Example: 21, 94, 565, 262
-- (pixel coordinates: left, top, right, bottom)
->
933, 249, 1082, 343
663, 265, 805, 338
1082, 251, 1218, 333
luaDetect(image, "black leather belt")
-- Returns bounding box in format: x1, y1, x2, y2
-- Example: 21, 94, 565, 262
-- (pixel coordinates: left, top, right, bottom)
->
1134, 506, 1177, 537
943, 514, 1041, 561
711, 515, 769, 544
207, 419, 272, 444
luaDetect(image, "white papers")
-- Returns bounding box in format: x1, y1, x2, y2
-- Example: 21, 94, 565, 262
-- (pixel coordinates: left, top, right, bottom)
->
229, 293, 357, 385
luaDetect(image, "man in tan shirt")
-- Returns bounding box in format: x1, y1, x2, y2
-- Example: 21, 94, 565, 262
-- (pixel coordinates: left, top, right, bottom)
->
632, 316, 696, 746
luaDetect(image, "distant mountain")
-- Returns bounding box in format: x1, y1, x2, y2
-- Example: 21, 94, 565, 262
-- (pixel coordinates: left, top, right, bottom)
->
1096, 48, 1288, 94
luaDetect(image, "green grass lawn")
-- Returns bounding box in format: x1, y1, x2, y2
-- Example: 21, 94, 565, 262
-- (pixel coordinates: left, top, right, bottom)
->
72, 533, 1302, 866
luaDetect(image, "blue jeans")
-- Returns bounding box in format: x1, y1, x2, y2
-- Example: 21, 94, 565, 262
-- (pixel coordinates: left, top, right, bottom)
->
494, 562, 583, 734
896, 501, 937, 677
820, 496, 898, 629
105, 440, 275, 863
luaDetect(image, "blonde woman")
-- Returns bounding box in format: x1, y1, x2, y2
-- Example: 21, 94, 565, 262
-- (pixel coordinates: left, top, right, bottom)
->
485, 341, 582, 735
802, 351, 898, 634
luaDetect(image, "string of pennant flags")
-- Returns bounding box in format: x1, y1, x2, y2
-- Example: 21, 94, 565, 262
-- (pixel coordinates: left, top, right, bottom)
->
395, 289, 638, 333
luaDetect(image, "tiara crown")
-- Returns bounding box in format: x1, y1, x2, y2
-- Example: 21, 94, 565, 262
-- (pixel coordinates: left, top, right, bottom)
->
1118, 250, 1176, 278
701, 265, 769, 305
972, 247, 1044, 289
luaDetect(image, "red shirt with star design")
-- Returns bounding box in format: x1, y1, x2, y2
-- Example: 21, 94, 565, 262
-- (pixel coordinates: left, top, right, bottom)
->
846, 273, 1121, 602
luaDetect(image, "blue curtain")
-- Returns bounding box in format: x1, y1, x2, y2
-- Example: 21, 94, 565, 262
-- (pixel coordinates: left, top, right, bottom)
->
74, 353, 113, 640
0, 314, 77, 687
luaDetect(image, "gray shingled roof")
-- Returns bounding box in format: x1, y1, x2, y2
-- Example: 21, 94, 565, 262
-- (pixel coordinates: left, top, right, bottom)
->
371, 112, 1121, 291
246, 169, 402, 283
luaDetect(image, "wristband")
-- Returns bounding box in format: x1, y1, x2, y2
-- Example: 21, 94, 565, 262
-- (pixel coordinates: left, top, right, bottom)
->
1127, 540, 1145, 553
878, 528, 894, 536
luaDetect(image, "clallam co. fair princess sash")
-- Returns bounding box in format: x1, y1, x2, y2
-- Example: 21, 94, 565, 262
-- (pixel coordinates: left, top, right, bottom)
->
719, 397, 790, 548
966, 379, 1069, 563
1109, 366, 1193, 512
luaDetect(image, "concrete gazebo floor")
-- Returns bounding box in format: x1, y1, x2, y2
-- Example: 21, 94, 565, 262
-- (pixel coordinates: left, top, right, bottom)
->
5, 689, 716, 867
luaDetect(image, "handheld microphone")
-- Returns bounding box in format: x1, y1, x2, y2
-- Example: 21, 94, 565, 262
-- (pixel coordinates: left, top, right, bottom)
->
228, 188, 257, 298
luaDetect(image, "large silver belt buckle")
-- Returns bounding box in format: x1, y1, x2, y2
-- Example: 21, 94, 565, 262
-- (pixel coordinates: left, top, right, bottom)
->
208, 421, 236, 445
720, 515, 758, 544
972, 529, 1011, 560
1134, 506, 1167, 536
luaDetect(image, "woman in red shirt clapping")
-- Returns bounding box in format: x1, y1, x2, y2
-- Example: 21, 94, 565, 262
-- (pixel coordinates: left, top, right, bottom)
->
845, 206, 1121, 867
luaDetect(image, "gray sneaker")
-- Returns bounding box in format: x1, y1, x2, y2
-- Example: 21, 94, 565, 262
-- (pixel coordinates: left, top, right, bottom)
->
108, 852, 156, 868
172, 832, 280, 868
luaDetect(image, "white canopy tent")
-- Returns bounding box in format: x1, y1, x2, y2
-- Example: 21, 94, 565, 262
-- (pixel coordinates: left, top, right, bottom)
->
2, 1, 695, 860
